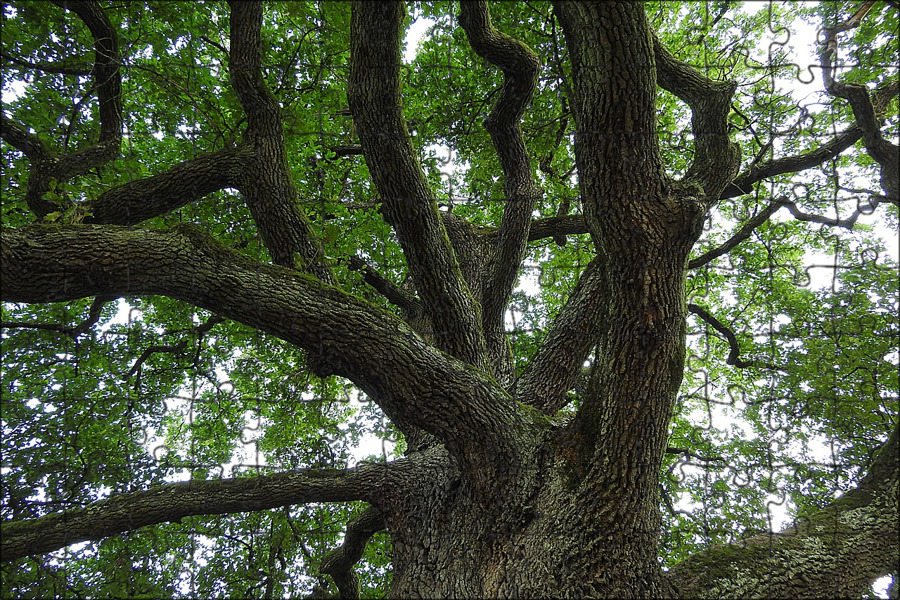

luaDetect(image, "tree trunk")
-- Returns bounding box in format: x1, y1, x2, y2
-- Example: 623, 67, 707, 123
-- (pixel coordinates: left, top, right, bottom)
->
1, 1, 896, 598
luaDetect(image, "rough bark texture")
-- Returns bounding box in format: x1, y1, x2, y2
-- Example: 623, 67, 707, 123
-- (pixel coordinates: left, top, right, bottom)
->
1, 1, 897, 598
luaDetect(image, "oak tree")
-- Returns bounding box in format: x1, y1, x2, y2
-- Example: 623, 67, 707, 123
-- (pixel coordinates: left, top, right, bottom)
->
2, 1, 898, 597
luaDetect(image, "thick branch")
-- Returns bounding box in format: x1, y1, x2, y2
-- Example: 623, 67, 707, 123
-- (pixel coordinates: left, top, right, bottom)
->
85, 146, 252, 225
1, 224, 523, 481
721, 127, 862, 199
1, 461, 392, 562
665, 422, 899, 598
2, 1, 122, 219
653, 35, 740, 199
458, 1, 542, 342
527, 214, 590, 242
319, 506, 386, 600
227, 1, 332, 281
349, 1, 487, 369
721, 72, 898, 201
516, 258, 604, 414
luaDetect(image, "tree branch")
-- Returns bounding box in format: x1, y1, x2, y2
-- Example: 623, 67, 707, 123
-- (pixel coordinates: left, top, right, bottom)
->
0, 294, 113, 338
652, 34, 740, 200
687, 303, 755, 368
721, 79, 898, 201
348, 1, 488, 370
319, 506, 386, 600
0, 461, 393, 562
820, 4, 899, 204
227, 1, 333, 281
516, 257, 604, 414
527, 214, 590, 242
1, 224, 523, 482
688, 195, 884, 270
459, 1, 542, 385
665, 422, 899, 598
2, 1, 122, 219
85, 146, 253, 225
0, 49, 93, 75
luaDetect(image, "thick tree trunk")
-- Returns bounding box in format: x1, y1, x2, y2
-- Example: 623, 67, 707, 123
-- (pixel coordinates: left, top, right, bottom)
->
2, 2, 895, 598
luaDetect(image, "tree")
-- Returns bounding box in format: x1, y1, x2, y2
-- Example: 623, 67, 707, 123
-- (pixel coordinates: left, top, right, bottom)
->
1, 0, 897, 597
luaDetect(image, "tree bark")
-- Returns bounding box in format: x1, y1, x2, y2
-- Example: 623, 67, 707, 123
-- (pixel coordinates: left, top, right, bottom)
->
1, 1, 896, 598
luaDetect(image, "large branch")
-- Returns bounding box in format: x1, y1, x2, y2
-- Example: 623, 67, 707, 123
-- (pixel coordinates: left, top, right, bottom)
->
527, 214, 590, 242
348, 1, 488, 370
1, 461, 389, 563
515, 258, 604, 414
458, 1, 542, 385
1, 1, 122, 219
554, 1, 667, 248
820, 3, 899, 204
226, 1, 332, 281
665, 422, 899, 598
84, 146, 253, 225
653, 35, 740, 200
1, 224, 522, 480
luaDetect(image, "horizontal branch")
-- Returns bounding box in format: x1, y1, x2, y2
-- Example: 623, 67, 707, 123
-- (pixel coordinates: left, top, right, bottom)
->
689, 196, 883, 270
1, 461, 392, 562
86, 146, 252, 225
0, 294, 112, 338
527, 214, 590, 242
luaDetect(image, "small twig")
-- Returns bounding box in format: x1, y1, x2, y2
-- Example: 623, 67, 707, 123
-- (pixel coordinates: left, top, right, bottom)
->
126, 340, 188, 380
1, 295, 115, 338
687, 303, 756, 369
666, 446, 725, 463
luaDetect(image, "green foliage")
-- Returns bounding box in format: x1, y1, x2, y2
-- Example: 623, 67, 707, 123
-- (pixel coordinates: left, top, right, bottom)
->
1, 1, 897, 597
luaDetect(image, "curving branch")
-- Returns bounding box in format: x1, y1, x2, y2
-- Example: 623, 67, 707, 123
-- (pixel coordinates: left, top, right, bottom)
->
820, 3, 899, 204
459, 1, 542, 387
0, 460, 393, 563
348, 1, 487, 370
226, 1, 333, 281
84, 145, 253, 225
1, 1, 122, 219
688, 303, 756, 368
1, 224, 524, 483
652, 35, 741, 200
319, 506, 386, 600
722, 67, 898, 202
688, 195, 885, 270
0, 294, 113, 338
